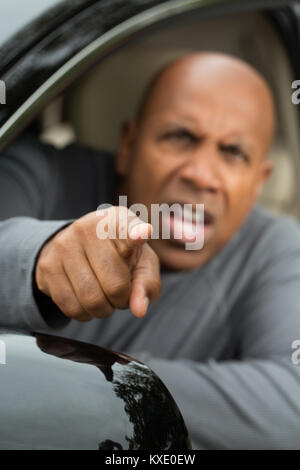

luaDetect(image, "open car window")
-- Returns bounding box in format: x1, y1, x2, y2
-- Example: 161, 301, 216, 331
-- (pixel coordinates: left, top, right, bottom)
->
1, 0, 300, 219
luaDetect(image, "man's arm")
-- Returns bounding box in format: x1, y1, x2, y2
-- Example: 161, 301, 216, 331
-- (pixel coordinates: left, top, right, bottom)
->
0, 135, 161, 330
131, 217, 300, 449
0, 135, 74, 330
138, 356, 300, 449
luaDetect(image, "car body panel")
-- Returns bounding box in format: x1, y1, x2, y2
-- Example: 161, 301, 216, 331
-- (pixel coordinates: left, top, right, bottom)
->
0, 330, 190, 450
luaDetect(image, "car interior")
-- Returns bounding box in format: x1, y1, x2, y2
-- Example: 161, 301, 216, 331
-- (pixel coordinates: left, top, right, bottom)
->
38, 9, 300, 220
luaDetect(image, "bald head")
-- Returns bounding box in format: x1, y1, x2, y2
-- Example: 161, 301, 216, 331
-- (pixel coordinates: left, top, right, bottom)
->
137, 52, 275, 155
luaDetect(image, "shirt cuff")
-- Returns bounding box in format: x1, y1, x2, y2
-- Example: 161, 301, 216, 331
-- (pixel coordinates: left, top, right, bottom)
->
19, 219, 73, 331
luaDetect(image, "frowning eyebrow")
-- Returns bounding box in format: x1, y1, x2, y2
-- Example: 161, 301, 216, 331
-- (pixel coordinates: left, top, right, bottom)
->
220, 139, 254, 157
159, 121, 200, 132
158, 123, 204, 141
159, 123, 254, 153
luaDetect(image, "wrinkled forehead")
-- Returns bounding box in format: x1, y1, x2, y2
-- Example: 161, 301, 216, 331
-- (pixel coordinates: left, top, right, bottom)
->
142, 58, 275, 151
149, 58, 268, 111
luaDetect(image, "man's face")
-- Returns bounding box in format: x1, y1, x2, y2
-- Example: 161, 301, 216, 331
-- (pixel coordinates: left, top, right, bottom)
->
117, 55, 274, 270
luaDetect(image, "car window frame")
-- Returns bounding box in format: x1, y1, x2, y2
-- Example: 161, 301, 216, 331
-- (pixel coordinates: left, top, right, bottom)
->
0, 0, 298, 152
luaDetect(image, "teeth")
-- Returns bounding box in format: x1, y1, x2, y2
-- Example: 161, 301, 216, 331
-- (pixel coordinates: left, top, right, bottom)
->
183, 211, 195, 223
172, 216, 204, 242
182, 206, 203, 224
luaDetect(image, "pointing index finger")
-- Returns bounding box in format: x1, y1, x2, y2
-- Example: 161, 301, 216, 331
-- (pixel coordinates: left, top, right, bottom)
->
114, 207, 153, 258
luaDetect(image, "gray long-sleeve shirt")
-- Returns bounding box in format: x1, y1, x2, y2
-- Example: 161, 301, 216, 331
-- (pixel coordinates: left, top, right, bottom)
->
1, 134, 300, 449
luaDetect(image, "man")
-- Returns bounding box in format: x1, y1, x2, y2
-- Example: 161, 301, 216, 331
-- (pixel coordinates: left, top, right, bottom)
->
1, 52, 300, 449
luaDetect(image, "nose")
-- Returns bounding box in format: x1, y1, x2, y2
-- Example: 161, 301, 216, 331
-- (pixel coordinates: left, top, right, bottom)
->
178, 143, 222, 193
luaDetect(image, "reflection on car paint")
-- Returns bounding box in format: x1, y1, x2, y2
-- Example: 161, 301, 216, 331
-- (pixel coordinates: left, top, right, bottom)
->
0, 330, 191, 450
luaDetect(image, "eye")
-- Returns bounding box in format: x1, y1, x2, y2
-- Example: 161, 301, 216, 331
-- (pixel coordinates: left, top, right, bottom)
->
220, 144, 250, 164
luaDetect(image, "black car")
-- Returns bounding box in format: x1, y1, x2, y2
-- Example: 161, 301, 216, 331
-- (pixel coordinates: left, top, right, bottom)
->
0, 0, 300, 450
0, 328, 190, 450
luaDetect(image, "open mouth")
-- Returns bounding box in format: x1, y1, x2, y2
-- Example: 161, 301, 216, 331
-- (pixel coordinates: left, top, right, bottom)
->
161, 202, 216, 245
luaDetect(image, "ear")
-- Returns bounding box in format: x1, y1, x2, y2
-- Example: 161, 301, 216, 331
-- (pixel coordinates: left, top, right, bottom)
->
254, 158, 274, 199
115, 120, 137, 176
